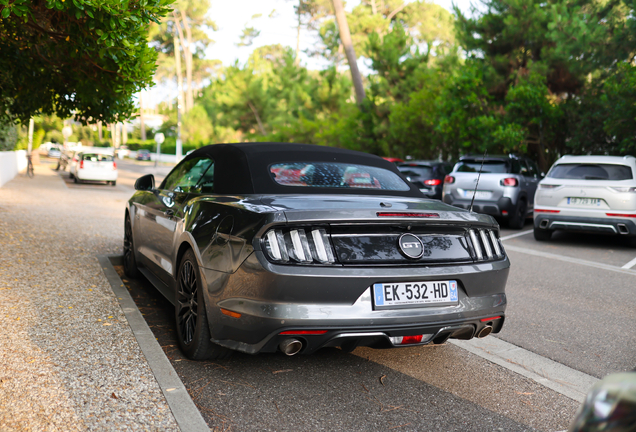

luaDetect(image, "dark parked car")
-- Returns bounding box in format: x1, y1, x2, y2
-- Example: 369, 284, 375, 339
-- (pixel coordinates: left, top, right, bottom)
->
397, 161, 454, 200
124, 143, 509, 360
136, 149, 151, 161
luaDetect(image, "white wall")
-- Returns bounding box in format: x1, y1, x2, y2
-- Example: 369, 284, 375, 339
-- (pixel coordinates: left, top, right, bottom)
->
0, 151, 27, 187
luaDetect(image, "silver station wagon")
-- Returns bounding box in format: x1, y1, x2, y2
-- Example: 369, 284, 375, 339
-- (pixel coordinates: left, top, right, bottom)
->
533, 155, 636, 246
124, 143, 510, 360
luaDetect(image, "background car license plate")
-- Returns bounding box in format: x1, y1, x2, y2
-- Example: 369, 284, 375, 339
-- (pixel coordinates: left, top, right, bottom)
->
462, 190, 491, 199
373, 280, 458, 308
566, 197, 602, 207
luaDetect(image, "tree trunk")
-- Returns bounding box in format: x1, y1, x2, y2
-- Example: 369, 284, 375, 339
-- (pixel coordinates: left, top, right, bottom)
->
247, 100, 266, 136
331, 0, 366, 106
139, 91, 146, 141
174, 32, 185, 118
177, 11, 195, 112
295, 1, 301, 65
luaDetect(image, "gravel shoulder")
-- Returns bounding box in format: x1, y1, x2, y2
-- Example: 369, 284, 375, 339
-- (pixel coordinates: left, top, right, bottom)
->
0, 164, 178, 431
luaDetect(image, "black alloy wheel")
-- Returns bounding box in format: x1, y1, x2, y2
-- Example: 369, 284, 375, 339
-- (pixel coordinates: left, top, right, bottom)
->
508, 199, 527, 230
123, 215, 141, 278
175, 249, 231, 360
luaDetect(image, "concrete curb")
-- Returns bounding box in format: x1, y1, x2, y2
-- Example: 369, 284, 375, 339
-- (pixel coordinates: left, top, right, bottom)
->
450, 337, 598, 403
98, 255, 209, 432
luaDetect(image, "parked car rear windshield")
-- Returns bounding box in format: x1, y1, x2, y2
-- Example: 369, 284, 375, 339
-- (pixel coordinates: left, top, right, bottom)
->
270, 162, 410, 191
548, 163, 633, 180
455, 160, 510, 174
398, 166, 433, 178
82, 153, 114, 162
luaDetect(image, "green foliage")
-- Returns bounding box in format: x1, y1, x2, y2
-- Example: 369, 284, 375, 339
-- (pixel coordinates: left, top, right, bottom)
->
0, 117, 17, 151
182, 105, 213, 146
0, 0, 174, 124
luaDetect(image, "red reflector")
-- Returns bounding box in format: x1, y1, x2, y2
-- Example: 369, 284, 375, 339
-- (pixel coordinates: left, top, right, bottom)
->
401, 335, 423, 344
535, 209, 560, 213
79, 160, 84, 169
279, 330, 328, 335
377, 212, 440, 218
444, 175, 455, 184
424, 179, 442, 186
606, 213, 636, 218
501, 210, 508, 216
480, 316, 501, 322
113, 161, 117, 170
502, 178, 518, 186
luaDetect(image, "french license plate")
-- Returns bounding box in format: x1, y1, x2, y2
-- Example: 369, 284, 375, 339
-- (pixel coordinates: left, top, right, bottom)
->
373, 280, 458, 309
462, 190, 491, 199
566, 197, 602, 207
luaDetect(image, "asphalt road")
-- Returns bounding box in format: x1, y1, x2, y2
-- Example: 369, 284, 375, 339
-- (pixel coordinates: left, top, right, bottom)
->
498, 222, 636, 379
50, 158, 635, 431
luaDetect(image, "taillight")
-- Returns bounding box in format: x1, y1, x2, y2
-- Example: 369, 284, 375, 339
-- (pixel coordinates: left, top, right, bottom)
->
501, 178, 518, 187
113, 160, 117, 170
424, 179, 442, 186
79, 160, 84, 169
444, 175, 455, 184
263, 228, 335, 264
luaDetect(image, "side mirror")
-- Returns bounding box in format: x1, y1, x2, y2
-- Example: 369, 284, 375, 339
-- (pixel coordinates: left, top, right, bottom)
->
134, 174, 155, 191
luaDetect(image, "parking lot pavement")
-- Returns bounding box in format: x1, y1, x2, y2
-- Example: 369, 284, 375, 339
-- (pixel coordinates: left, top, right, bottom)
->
498, 220, 636, 378
0, 164, 178, 431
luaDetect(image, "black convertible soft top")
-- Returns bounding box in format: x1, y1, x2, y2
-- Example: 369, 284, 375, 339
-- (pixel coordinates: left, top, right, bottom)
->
182, 142, 424, 197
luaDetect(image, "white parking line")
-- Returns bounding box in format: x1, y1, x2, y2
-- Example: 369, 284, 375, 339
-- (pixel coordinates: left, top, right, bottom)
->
505, 245, 636, 276
622, 256, 636, 269
499, 229, 533, 241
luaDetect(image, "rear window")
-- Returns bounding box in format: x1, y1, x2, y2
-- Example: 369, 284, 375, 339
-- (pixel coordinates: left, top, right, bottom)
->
82, 153, 113, 162
270, 162, 410, 191
455, 160, 510, 174
548, 163, 633, 180
398, 166, 433, 178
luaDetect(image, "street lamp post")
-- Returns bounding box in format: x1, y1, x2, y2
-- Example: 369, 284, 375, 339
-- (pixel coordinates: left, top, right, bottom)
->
154, 132, 165, 168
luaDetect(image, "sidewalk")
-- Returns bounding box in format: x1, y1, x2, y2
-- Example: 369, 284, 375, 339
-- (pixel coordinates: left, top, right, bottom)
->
0, 165, 179, 430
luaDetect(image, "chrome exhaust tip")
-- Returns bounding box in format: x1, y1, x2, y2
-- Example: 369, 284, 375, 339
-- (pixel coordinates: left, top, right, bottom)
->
477, 326, 493, 339
279, 339, 303, 356
618, 224, 629, 235
539, 219, 549, 229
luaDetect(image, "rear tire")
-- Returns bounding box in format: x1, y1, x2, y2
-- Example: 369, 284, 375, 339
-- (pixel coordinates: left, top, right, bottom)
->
508, 199, 527, 230
533, 226, 552, 241
176, 249, 232, 360
123, 215, 141, 279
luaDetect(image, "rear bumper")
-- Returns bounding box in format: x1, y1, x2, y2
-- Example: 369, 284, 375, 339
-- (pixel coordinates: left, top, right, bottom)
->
77, 170, 118, 181
533, 213, 636, 236
443, 195, 515, 217
201, 252, 509, 354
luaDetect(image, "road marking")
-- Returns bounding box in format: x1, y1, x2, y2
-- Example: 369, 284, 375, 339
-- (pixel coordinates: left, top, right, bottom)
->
505, 245, 636, 276
500, 229, 533, 241
451, 337, 598, 403
622, 256, 636, 269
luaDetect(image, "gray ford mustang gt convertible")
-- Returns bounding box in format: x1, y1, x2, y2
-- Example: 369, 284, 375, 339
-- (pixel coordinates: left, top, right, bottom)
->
123, 143, 509, 360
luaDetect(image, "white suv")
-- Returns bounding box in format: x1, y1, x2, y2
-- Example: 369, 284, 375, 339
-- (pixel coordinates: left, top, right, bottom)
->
533, 155, 636, 246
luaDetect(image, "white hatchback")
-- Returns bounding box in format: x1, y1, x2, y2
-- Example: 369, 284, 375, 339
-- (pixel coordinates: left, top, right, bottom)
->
69, 149, 118, 186
533, 155, 636, 246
